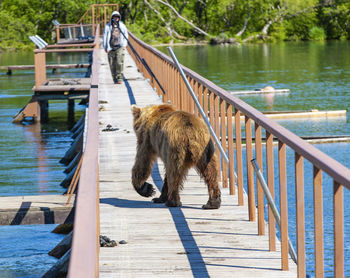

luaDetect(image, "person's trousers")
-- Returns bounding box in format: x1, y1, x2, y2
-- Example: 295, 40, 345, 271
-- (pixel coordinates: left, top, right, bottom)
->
108, 47, 125, 82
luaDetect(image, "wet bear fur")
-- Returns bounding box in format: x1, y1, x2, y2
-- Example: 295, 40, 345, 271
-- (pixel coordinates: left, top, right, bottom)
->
131, 104, 221, 209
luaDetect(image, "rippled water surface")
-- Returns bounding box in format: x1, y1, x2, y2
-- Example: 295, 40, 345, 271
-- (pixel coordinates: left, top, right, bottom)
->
0, 224, 65, 277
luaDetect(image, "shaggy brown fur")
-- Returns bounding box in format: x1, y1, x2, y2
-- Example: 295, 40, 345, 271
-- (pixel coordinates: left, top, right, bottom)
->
131, 104, 221, 209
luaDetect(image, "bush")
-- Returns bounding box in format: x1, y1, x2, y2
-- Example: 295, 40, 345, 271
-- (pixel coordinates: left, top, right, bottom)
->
270, 24, 287, 42
309, 26, 326, 41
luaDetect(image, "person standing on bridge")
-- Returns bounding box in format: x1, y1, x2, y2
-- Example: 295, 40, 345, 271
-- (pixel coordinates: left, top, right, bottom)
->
103, 11, 128, 84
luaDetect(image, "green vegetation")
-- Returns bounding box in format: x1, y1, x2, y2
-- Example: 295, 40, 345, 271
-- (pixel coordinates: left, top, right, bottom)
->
0, 0, 350, 50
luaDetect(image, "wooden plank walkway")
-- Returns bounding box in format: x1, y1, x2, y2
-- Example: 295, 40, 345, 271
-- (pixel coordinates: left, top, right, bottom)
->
98, 49, 297, 277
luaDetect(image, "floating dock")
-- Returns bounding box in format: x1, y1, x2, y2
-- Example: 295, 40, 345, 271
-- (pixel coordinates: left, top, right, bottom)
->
230, 88, 290, 95
0, 194, 74, 225
263, 109, 347, 119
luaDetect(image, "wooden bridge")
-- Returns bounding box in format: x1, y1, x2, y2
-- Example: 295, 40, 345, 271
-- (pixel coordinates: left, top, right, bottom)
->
66, 29, 350, 278
7, 4, 349, 277
95, 47, 298, 277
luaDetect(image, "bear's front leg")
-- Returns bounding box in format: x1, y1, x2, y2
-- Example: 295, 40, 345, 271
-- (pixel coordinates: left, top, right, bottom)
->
152, 176, 168, 203
131, 148, 156, 198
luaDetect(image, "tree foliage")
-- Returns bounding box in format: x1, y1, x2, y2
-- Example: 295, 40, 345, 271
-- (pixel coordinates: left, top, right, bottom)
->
0, 0, 349, 50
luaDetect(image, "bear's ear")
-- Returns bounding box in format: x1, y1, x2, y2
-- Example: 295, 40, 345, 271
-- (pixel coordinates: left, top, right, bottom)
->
131, 105, 141, 119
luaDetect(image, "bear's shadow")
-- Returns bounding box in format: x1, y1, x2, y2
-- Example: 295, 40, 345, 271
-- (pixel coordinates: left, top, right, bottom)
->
100, 162, 210, 277
100, 162, 202, 210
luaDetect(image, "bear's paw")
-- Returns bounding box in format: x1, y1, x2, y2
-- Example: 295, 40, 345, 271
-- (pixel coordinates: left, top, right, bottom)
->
202, 197, 221, 209
137, 182, 156, 197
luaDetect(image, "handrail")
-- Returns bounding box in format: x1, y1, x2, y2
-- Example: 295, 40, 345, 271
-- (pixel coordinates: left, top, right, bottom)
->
67, 24, 100, 278
127, 31, 349, 277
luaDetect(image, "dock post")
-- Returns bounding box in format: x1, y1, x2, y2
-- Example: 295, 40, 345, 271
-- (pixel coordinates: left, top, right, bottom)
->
68, 99, 75, 125
56, 25, 60, 42
39, 100, 49, 123
34, 50, 46, 88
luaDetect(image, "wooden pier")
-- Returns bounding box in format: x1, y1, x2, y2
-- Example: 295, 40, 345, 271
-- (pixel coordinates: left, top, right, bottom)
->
97, 49, 297, 277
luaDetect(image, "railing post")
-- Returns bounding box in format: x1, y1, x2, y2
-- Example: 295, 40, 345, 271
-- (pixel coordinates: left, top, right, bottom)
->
34, 50, 46, 88
221, 99, 228, 188
333, 181, 344, 278
295, 152, 306, 277
235, 108, 244, 206
266, 131, 276, 251
313, 166, 324, 278
245, 116, 255, 221
278, 141, 289, 270
255, 123, 264, 235
227, 103, 235, 195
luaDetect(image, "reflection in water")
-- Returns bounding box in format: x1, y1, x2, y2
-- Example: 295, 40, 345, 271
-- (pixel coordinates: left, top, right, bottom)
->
263, 92, 275, 110
23, 123, 50, 194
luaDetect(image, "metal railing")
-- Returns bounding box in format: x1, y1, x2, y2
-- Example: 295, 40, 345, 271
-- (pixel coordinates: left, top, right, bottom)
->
127, 31, 350, 277
67, 25, 100, 278
55, 4, 118, 43
56, 24, 94, 42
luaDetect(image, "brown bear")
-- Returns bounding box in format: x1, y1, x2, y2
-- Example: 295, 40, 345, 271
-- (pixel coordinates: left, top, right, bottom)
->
131, 104, 221, 209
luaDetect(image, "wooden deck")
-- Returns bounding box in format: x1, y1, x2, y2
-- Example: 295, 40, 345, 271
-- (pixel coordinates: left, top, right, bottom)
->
98, 50, 298, 277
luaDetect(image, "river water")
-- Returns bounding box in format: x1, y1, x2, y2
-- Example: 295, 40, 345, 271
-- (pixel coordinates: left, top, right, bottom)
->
0, 51, 88, 277
0, 41, 349, 276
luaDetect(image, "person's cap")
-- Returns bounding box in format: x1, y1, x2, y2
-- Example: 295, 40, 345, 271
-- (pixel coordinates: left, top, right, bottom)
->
111, 11, 121, 18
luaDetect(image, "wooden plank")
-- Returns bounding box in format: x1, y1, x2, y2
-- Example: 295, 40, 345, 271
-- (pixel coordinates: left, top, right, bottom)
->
98, 49, 297, 277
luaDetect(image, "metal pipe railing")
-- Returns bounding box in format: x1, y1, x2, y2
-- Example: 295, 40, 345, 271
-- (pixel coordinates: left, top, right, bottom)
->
251, 159, 297, 264
168, 47, 229, 164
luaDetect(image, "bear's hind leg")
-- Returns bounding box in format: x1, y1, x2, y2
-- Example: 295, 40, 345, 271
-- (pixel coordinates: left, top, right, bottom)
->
196, 145, 221, 209
152, 176, 168, 203
165, 171, 186, 207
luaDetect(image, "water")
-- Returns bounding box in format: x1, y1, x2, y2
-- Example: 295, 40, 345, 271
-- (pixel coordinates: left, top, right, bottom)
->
0, 51, 89, 276
158, 41, 350, 276
0, 224, 65, 278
